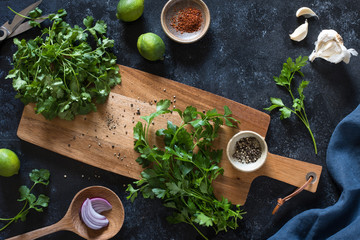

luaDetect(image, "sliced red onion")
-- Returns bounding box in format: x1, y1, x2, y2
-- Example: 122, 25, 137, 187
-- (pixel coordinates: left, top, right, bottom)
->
81, 198, 110, 230
90, 197, 112, 213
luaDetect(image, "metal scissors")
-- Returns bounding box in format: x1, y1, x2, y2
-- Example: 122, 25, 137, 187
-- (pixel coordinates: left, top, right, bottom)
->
0, 0, 46, 43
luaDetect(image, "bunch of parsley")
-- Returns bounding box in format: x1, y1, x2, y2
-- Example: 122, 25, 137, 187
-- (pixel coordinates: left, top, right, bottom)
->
127, 100, 245, 239
0, 169, 50, 232
265, 56, 317, 154
6, 9, 121, 120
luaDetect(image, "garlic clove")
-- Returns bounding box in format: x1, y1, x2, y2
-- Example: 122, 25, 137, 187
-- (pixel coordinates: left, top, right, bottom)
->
309, 29, 358, 64
289, 19, 308, 42
343, 48, 358, 64
296, 7, 318, 18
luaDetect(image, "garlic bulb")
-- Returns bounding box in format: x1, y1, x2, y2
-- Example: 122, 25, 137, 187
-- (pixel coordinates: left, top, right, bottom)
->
289, 20, 308, 42
296, 7, 318, 18
309, 30, 358, 64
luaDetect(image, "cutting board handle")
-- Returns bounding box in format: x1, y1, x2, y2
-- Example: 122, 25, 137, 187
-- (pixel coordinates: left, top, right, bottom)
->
259, 153, 322, 192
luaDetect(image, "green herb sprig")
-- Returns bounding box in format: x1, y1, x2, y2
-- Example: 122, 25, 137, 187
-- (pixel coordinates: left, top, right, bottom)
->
0, 169, 50, 232
6, 9, 121, 120
264, 56, 317, 154
127, 100, 245, 239
7, 7, 45, 28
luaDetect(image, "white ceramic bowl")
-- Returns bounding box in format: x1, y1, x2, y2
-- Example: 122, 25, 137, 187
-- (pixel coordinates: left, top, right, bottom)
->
160, 0, 210, 44
226, 131, 268, 172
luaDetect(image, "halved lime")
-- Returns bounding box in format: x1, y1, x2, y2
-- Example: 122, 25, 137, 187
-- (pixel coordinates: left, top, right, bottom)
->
0, 149, 20, 177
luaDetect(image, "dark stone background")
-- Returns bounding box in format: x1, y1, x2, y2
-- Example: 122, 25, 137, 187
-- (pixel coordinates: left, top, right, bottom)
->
0, 0, 359, 239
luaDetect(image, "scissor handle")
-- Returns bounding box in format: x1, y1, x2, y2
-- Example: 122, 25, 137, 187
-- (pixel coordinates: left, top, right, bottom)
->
0, 27, 9, 42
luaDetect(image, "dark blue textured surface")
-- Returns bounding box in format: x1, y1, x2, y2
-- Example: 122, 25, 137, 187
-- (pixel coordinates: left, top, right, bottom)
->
0, 0, 359, 239
269, 105, 360, 240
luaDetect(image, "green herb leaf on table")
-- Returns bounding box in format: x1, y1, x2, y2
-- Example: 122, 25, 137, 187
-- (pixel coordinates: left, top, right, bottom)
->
29, 168, 50, 185
264, 56, 317, 154
127, 100, 244, 239
29, 7, 43, 18
7, 6, 44, 27
0, 169, 50, 231
5, 9, 121, 120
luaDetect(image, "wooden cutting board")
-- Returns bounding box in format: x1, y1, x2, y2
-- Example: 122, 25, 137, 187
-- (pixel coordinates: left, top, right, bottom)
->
17, 65, 322, 205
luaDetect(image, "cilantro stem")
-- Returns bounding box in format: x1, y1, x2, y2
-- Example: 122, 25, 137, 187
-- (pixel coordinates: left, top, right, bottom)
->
169, 123, 186, 148
64, 60, 79, 90
188, 220, 208, 240
295, 111, 317, 154
287, 71, 296, 100
61, 59, 99, 88
0, 219, 15, 232
302, 104, 310, 124
7, 7, 30, 19
285, 105, 318, 154
0, 199, 28, 232
141, 123, 163, 168
63, 63, 69, 89
302, 108, 317, 154
34, 65, 40, 82
307, 125, 317, 154
7, 7, 48, 21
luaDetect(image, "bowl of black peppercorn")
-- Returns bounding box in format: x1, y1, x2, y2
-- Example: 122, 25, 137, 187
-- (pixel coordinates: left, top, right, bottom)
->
226, 131, 268, 172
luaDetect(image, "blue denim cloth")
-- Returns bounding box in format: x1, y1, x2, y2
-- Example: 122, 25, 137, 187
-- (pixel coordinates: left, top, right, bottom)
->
269, 105, 360, 240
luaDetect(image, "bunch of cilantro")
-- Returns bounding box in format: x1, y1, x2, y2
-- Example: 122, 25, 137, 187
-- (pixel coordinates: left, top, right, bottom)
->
127, 100, 245, 239
6, 9, 121, 120
0, 169, 50, 232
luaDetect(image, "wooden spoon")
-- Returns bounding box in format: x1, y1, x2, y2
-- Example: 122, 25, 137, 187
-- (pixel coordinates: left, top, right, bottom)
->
7, 186, 125, 240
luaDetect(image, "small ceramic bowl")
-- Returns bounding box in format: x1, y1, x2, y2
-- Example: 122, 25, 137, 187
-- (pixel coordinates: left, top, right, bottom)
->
226, 131, 268, 172
161, 0, 210, 44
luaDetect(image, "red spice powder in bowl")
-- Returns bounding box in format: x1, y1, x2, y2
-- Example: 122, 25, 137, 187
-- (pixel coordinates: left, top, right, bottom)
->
161, 0, 210, 43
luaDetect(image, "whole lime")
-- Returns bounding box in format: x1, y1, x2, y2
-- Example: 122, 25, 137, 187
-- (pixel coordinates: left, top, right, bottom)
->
116, 0, 144, 22
0, 149, 20, 177
137, 33, 165, 61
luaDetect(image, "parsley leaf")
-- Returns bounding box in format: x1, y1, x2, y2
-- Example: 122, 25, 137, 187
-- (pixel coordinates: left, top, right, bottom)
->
127, 100, 244, 239
6, 9, 121, 120
265, 56, 317, 154
195, 212, 213, 227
